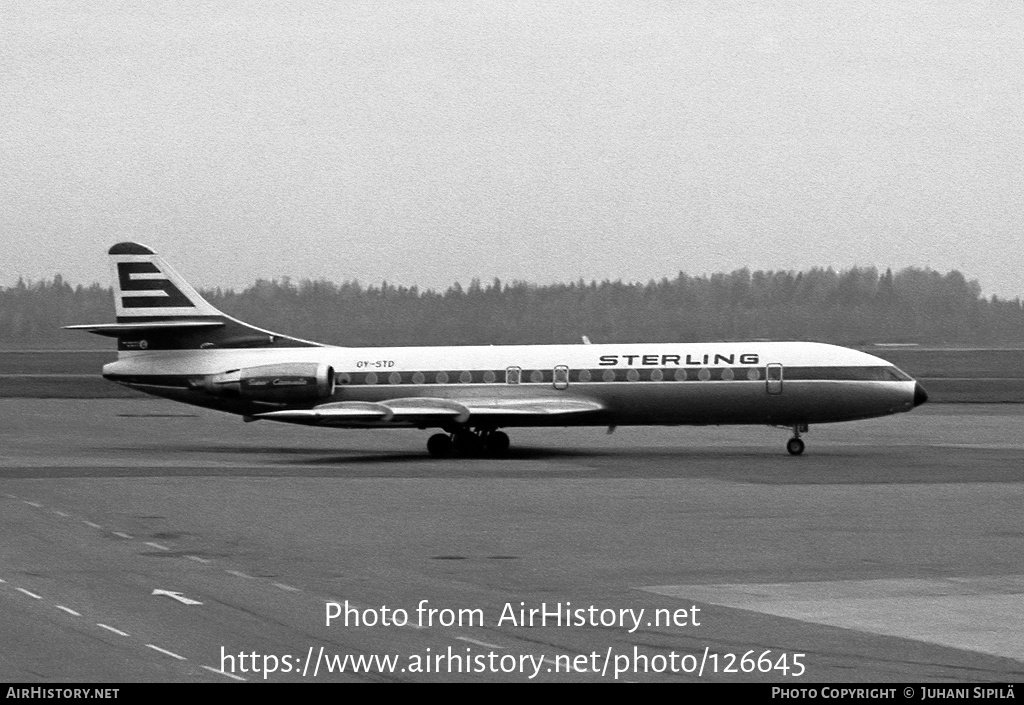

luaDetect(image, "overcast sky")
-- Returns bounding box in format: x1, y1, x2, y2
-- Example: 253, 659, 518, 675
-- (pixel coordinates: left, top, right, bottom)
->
2, 1, 1021, 297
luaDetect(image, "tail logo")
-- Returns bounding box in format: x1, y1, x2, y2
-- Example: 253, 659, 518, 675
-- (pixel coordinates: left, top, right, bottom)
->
117, 262, 194, 309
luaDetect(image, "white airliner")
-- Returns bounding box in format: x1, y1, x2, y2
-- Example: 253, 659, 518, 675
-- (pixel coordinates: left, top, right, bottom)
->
68, 243, 928, 457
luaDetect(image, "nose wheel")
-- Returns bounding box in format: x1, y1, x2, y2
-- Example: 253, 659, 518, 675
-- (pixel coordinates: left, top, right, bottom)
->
786, 424, 807, 456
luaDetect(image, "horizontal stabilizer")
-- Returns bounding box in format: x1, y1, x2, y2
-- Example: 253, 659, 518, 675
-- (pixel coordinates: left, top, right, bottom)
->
63, 321, 225, 337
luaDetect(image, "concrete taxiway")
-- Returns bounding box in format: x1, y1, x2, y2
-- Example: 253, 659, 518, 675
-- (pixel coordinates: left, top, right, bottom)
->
1, 399, 1023, 682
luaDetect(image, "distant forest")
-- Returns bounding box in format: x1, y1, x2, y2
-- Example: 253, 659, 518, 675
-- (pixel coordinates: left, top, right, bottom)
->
3, 267, 1024, 349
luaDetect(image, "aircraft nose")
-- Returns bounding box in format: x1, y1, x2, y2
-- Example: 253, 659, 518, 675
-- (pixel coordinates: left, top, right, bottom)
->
913, 382, 929, 407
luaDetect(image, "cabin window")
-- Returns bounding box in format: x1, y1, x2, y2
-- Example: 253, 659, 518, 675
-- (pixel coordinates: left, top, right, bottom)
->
388, 372, 402, 384
337, 372, 351, 385
747, 368, 760, 381
459, 370, 472, 383
483, 370, 496, 383
697, 368, 711, 381
506, 367, 521, 385
626, 369, 639, 382
578, 369, 592, 382
721, 368, 735, 381
365, 372, 378, 385
602, 369, 616, 382
436, 371, 449, 384
412, 372, 425, 384
529, 369, 544, 383
674, 369, 687, 381
650, 368, 663, 381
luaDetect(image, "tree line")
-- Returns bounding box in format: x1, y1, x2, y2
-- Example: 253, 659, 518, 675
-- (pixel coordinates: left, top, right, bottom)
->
3, 267, 1023, 349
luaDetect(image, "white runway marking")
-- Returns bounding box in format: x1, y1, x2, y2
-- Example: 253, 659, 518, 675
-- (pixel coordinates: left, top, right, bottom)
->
16, 587, 42, 599
272, 582, 300, 592
187, 555, 212, 564
23, 501, 42, 508
144, 542, 170, 551
84, 521, 101, 529
644, 575, 1024, 663
201, 665, 246, 681
147, 644, 187, 661
226, 570, 253, 579
97, 623, 130, 637
152, 589, 203, 606
112, 531, 133, 539
56, 606, 81, 617
455, 636, 503, 649
54, 510, 69, 517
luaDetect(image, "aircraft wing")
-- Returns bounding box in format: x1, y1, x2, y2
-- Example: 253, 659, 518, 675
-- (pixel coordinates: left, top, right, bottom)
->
254, 396, 603, 427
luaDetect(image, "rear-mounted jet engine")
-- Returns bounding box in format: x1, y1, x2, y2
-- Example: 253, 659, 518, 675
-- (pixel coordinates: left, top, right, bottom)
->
202, 362, 335, 403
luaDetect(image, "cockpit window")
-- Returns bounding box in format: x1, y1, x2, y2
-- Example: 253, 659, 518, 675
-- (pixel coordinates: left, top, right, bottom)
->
884, 366, 913, 381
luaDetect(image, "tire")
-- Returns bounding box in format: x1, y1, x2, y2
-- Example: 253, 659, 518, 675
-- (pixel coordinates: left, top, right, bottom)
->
786, 438, 805, 456
484, 431, 510, 455
427, 433, 453, 458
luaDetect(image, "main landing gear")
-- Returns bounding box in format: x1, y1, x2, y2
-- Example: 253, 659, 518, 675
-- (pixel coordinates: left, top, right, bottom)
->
427, 429, 511, 458
786, 424, 807, 456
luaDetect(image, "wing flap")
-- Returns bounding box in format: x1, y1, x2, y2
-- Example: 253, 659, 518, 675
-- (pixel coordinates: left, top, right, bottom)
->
256, 401, 391, 422
464, 398, 604, 416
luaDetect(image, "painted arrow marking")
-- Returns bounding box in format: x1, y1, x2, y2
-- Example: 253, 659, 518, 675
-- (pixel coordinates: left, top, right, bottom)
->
152, 589, 203, 606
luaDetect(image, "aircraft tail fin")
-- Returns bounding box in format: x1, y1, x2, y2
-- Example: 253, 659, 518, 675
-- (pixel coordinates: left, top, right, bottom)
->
106, 242, 223, 321
65, 242, 321, 351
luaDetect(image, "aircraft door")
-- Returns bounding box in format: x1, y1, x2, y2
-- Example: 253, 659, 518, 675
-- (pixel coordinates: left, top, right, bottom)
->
766, 363, 783, 395
553, 365, 569, 390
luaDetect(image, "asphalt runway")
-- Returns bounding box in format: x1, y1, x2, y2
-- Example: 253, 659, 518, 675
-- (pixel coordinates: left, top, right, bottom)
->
2, 399, 1023, 682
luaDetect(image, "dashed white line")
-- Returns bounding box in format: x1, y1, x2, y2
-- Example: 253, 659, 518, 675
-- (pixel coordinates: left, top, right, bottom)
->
455, 636, 504, 649
112, 531, 133, 539
272, 582, 300, 592
144, 542, 170, 551
5, 493, 18, 499
97, 623, 130, 637
187, 555, 212, 564
54, 510, 69, 517
23, 501, 42, 508
16, 588, 42, 600
0, 578, 6, 583
201, 665, 246, 681
56, 606, 81, 617
226, 570, 253, 579
84, 521, 102, 529
147, 644, 187, 661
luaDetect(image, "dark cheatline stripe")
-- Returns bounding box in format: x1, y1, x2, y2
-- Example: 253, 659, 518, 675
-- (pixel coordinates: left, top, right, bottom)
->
109, 366, 912, 389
